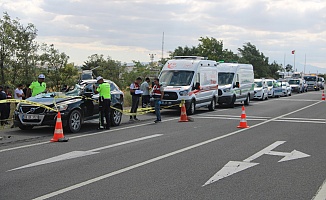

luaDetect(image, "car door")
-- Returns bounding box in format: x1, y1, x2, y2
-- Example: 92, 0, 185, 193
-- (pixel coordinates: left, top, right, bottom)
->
83, 83, 99, 116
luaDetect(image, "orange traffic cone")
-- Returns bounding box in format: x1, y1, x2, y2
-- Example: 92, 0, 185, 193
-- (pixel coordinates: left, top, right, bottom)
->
51, 112, 68, 142
322, 90, 325, 101
237, 105, 249, 128
179, 101, 189, 122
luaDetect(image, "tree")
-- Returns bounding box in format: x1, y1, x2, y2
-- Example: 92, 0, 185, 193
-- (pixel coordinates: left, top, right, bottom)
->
285, 64, 293, 72
39, 43, 70, 89
0, 12, 38, 86
238, 42, 270, 78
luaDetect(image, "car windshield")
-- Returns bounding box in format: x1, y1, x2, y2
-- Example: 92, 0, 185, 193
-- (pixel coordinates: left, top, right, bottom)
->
304, 76, 316, 81
289, 80, 300, 84
218, 72, 234, 85
254, 82, 262, 87
282, 83, 287, 86
267, 81, 273, 87
160, 70, 194, 86
34, 92, 66, 98
65, 84, 83, 96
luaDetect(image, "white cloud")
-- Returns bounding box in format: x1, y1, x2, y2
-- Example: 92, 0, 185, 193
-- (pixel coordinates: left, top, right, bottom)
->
0, 0, 326, 73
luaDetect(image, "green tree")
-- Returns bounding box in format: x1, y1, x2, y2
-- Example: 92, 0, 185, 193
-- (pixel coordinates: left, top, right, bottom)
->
39, 43, 70, 89
285, 64, 293, 72
238, 42, 270, 78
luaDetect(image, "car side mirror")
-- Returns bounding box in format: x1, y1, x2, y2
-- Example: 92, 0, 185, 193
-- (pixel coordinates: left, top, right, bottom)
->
194, 82, 200, 90
234, 82, 240, 88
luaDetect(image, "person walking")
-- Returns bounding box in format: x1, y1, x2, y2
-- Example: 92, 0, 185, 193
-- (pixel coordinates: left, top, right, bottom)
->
95, 76, 111, 130
152, 78, 164, 123
14, 84, 25, 101
140, 77, 151, 108
0, 86, 7, 126
27, 74, 46, 98
129, 77, 142, 121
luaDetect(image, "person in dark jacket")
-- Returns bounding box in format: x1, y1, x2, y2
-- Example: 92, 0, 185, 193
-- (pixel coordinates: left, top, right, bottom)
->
129, 77, 142, 121
0, 86, 8, 125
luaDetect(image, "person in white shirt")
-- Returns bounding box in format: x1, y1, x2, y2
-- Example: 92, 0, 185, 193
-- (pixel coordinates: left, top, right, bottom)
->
140, 77, 151, 108
14, 84, 25, 100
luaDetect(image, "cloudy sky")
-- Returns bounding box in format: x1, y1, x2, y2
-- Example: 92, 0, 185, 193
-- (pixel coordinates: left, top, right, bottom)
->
1, 0, 326, 73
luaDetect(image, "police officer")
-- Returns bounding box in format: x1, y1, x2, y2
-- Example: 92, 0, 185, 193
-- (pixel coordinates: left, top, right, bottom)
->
95, 76, 111, 130
27, 74, 47, 97
129, 77, 142, 121
152, 78, 164, 123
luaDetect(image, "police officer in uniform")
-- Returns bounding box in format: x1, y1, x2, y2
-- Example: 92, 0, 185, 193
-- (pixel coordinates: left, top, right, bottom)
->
27, 74, 47, 98
95, 76, 111, 130
152, 78, 164, 123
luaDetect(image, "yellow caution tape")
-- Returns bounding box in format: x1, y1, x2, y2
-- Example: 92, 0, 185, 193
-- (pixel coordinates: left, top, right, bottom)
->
0, 99, 58, 112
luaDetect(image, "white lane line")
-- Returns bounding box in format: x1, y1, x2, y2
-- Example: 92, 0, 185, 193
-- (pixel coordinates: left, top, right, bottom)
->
281, 117, 325, 121
8, 134, 163, 172
196, 114, 271, 119
312, 178, 326, 200
274, 120, 325, 124
194, 116, 266, 121
0, 117, 179, 153
276, 99, 320, 102
32, 101, 322, 200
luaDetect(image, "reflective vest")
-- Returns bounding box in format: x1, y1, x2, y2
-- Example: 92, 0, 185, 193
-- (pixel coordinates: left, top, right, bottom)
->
97, 82, 111, 99
29, 81, 46, 96
152, 84, 162, 98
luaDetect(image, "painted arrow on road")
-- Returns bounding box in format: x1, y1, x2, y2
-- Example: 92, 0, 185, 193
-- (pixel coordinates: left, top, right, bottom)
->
203, 141, 310, 186
8, 134, 163, 172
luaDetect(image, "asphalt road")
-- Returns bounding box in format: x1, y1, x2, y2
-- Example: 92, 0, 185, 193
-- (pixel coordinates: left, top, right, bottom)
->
0, 91, 325, 200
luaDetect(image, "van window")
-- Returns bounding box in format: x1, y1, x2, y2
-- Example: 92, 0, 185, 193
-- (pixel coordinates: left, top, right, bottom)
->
218, 72, 234, 85
200, 70, 217, 85
160, 70, 194, 86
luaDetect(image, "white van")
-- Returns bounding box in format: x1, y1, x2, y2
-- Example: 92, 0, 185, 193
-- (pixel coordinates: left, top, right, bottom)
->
159, 56, 219, 115
217, 63, 254, 107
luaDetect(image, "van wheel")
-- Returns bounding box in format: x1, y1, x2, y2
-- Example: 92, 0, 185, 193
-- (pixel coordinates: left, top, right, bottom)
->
187, 100, 196, 115
229, 95, 236, 108
208, 98, 216, 111
244, 95, 250, 106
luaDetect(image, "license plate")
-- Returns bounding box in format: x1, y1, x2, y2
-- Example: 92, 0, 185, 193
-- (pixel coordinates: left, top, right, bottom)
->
23, 114, 39, 120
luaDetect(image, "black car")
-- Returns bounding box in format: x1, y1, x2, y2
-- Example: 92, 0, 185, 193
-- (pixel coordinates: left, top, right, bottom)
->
14, 79, 124, 133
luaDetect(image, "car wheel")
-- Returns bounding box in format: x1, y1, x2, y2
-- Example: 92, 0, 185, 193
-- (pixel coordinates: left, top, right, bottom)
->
265, 93, 268, 100
272, 92, 275, 98
111, 105, 122, 126
208, 98, 216, 111
187, 100, 196, 115
244, 94, 250, 106
289, 91, 292, 96
18, 124, 34, 130
66, 110, 82, 133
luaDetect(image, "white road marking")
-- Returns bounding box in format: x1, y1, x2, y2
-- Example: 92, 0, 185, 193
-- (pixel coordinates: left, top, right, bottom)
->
0, 117, 179, 153
312, 178, 326, 200
275, 99, 320, 102
8, 134, 163, 171
32, 101, 321, 200
203, 141, 310, 186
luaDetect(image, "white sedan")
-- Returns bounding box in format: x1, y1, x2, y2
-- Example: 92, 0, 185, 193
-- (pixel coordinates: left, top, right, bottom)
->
279, 81, 292, 96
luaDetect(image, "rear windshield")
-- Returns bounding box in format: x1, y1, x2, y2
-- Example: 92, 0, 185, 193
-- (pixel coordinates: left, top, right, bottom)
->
288, 80, 300, 84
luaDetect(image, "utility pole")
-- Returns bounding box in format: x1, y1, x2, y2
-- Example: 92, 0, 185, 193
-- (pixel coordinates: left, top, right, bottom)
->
162, 32, 164, 61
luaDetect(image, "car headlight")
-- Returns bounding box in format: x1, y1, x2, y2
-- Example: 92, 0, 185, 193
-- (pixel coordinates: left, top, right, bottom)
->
179, 90, 189, 96
223, 88, 231, 92
56, 104, 68, 111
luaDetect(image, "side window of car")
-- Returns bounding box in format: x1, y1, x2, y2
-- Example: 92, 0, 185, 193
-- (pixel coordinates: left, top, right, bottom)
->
85, 84, 94, 93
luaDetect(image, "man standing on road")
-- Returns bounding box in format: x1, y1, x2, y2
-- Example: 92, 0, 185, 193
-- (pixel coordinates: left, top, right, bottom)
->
14, 84, 25, 101
27, 74, 47, 97
129, 77, 142, 121
95, 76, 111, 130
0, 86, 7, 125
140, 77, 151, 108
152, 78, 164, 123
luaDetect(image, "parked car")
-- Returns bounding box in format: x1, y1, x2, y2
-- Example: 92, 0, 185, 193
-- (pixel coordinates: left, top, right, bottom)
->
266, 79, 277, 97
277, 81, 292, 96
254, 79, 269, 100
288, 78, 306, 93
317, 77, 325, 90
14, 79, 124, 133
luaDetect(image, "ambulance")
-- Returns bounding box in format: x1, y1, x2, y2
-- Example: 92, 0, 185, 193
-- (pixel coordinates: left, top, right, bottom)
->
158, 56, 219, 115
217, 63, 255, 107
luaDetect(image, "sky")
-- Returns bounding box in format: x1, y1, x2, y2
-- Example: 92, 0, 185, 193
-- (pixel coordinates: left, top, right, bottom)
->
1, 0, 326, 73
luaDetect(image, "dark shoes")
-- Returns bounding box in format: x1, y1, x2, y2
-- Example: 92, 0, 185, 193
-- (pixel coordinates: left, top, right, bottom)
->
154, 120, 161, 123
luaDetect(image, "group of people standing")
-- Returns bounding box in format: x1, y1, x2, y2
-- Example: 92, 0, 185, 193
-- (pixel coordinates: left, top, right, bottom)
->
129, 77, 164, 123
0, 74, 46, 126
